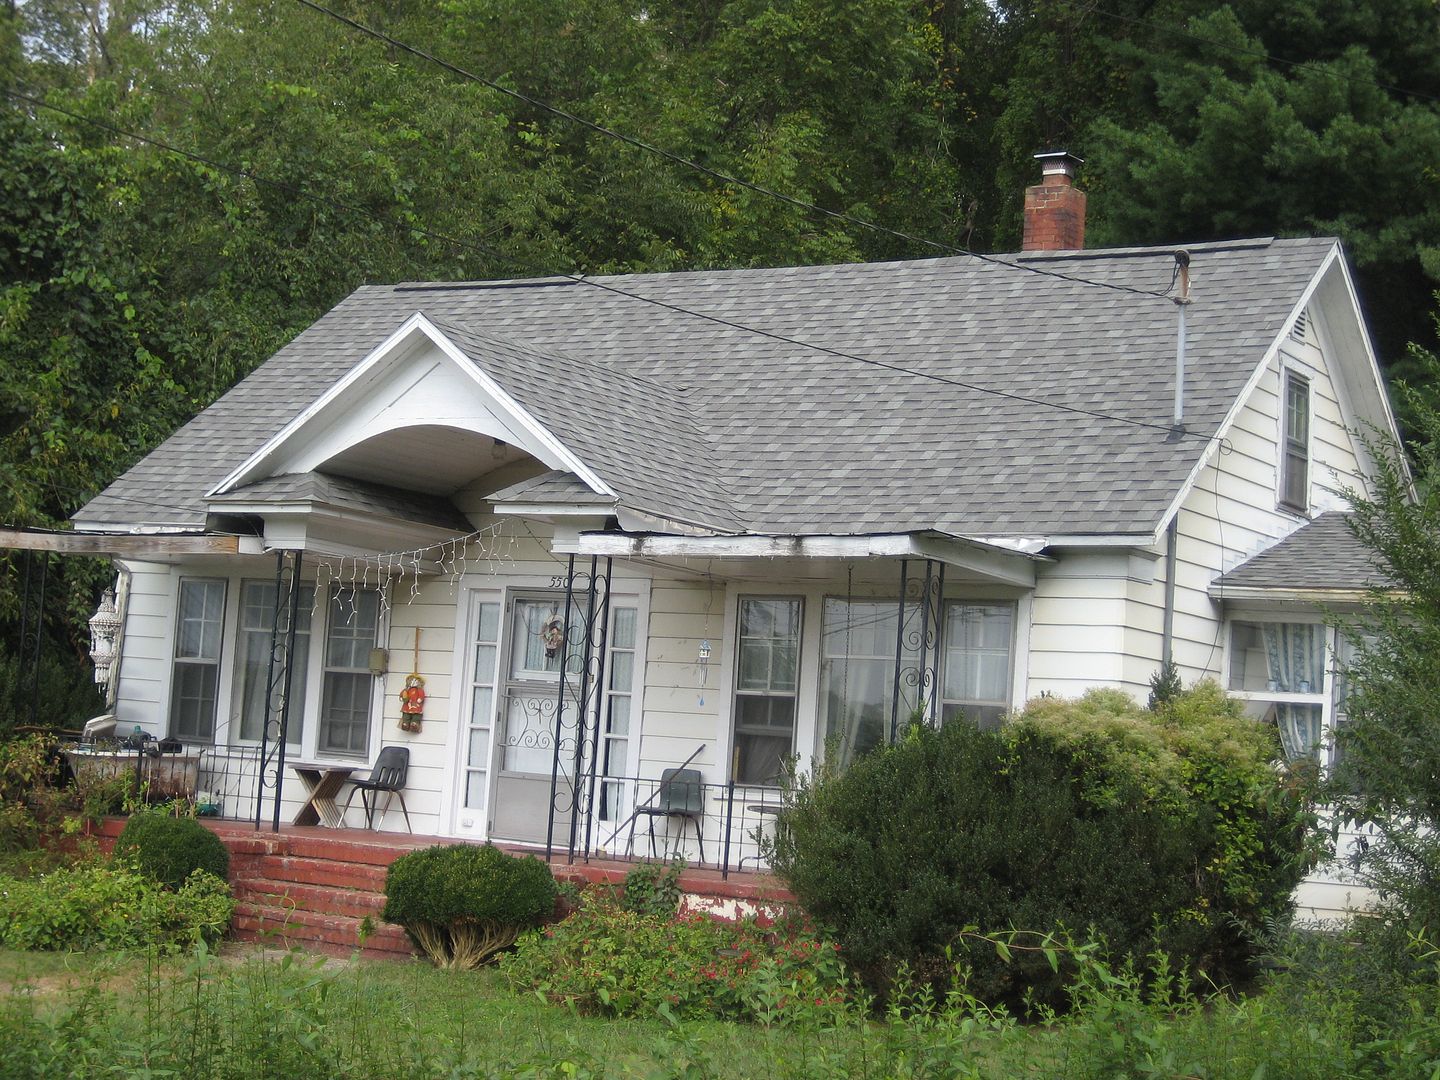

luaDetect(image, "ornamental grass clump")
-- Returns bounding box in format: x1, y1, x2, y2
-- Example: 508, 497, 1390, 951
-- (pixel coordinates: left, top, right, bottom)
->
382, 843, 556, 969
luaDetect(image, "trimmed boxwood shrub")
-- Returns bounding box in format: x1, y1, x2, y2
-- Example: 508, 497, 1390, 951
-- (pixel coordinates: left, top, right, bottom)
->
116, 811, 230, 889
382, 843, 557, 969
768, 683, 1316, 1010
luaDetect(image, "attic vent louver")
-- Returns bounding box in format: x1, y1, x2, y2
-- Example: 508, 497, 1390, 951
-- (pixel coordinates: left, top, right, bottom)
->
1289, 310, 1313, 344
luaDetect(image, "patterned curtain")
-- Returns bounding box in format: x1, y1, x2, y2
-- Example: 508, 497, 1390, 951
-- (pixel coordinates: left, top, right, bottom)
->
1261, 623, 1323, 759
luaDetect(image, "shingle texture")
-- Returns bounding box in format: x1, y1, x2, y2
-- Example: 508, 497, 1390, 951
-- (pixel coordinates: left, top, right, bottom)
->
1214, 513, 1387, 592
77, 237, 1337, 538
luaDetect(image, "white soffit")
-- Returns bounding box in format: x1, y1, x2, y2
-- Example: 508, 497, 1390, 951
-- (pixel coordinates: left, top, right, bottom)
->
208, 313, 613, 498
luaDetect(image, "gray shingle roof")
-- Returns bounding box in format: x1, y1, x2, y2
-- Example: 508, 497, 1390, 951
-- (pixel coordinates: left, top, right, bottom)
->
208, 472, 473, 533
1213, 513, 1387, 593
487, 470, 611, 506
76, 236, 1338, 538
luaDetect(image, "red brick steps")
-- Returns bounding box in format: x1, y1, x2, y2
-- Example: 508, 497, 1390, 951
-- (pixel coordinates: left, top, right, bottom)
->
91, 816, 794, 961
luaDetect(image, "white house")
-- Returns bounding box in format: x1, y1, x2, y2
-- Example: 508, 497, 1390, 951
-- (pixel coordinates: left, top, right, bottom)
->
66, 159, 1398, 911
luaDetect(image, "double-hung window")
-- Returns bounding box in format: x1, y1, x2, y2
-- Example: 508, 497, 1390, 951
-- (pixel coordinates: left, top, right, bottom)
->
1280, 372, 1310, 513
940, 601, 1014, 730
319, 588, 381, 757
820, 599, 902, 768
170, 579, 227, 741
733, 597, 802, 785
1228, 619, 1327, 761
234, 581, 314, 745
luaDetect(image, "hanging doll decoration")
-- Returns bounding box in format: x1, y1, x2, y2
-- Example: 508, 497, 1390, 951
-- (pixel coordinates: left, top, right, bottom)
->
399, 627, 426, 732
540, 611, 565, 660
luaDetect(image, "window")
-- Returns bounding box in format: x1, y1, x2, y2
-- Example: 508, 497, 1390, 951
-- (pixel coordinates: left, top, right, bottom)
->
733, 597, 802, 785
1228, 620, 1326, 761
234, 580, 314, 744
940, 602, 1014, 730
820, 599, 904, 768
599, 606, 637, 821
461, 600, 502, 813
319, 588, 381, 756
170, 579, 227, 741
1280, 372, 1310, 512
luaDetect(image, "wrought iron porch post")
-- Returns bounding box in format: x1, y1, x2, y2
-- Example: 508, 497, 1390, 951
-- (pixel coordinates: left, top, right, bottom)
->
579, 557, 613, 862
271, 551, 303, 832
566, 557, 601, 862
545, 555, 577, 861
254, 550, 302, 832
890, 559, 908, 743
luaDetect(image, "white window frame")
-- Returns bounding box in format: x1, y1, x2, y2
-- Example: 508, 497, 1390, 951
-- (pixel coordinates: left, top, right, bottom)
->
169, 577, 228, 743
232, 578, 315, 748
1279, 368, 1311, 515
162, 569, 388, 764
729, 594, 806, 786
1223, 612, 1344, 765
938, 599, 1017, 730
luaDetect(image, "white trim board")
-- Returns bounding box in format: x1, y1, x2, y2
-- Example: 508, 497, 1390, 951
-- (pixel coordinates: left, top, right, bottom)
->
209, 314, 615, 500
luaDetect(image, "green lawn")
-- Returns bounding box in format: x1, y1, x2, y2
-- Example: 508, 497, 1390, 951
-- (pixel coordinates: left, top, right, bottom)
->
0, 942, 1431, 1079
0, 944, 1025, 1079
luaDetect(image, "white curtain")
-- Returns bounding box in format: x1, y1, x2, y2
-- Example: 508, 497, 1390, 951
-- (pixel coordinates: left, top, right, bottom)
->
1261, 623, 1323, 759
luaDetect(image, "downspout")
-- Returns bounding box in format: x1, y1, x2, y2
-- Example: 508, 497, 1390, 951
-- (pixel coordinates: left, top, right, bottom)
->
1161, 518, 1178, 665
1163, 250, 1191, 665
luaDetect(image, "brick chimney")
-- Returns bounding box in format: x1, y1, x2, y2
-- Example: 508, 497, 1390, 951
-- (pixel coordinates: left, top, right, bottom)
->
1022, 151, 1086, 252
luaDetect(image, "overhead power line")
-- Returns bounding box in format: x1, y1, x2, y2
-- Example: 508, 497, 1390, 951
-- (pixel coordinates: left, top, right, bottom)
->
291, 0, 1174, 302
5, 87, 1211, 448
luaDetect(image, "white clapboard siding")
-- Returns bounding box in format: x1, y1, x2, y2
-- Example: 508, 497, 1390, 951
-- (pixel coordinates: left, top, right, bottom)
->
113, 560, 178, 734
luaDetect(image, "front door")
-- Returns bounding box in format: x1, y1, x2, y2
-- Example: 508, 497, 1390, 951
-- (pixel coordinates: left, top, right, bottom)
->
452, 589, 640, 846
491, 596, 577, 844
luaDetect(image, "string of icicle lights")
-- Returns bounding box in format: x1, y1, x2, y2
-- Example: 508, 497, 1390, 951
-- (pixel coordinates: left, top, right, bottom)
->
304, 521, 518, 623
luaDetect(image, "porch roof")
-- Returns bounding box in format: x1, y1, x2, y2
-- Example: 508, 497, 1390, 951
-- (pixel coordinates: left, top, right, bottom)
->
1210, 512, 1388, 602
206, 471, 473, 533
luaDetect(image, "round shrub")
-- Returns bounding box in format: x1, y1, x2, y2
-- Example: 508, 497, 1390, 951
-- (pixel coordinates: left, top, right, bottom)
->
116, 812, 230, 889
769, 684, 1315, 1011
382, 843, 557, 969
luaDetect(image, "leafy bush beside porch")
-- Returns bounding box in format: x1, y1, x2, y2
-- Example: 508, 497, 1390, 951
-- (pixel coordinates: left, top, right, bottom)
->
768, 683, 1317, 1008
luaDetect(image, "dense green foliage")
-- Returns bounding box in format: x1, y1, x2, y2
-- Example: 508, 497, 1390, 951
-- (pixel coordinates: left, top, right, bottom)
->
116, 811, 231, 889
769, 684, 1313, 1007
383, 843, 556, 968
0, 865, 232, 949
501, 891, 847, 1023
1330, 338, 1440, 931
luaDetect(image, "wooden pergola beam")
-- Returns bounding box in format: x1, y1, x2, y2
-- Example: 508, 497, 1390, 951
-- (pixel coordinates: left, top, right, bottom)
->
0, 528, 240, 556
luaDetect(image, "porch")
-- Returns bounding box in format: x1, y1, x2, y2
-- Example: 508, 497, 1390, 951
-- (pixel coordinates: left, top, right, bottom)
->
90, 816, 793, 960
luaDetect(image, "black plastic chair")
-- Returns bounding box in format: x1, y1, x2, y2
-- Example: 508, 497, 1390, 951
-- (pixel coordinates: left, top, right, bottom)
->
628, 768, 705, 865
341, 746, 412, 833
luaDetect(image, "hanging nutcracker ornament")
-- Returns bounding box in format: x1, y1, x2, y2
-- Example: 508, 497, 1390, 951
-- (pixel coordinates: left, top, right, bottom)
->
399, 626, 426, 732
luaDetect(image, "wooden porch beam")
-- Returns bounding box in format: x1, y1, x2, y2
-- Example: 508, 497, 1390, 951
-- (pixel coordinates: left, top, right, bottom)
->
0, 527, 241, 556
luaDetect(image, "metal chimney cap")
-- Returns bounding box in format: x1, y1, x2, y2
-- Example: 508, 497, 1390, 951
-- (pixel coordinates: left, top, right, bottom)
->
1033, 150, 1084, 177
